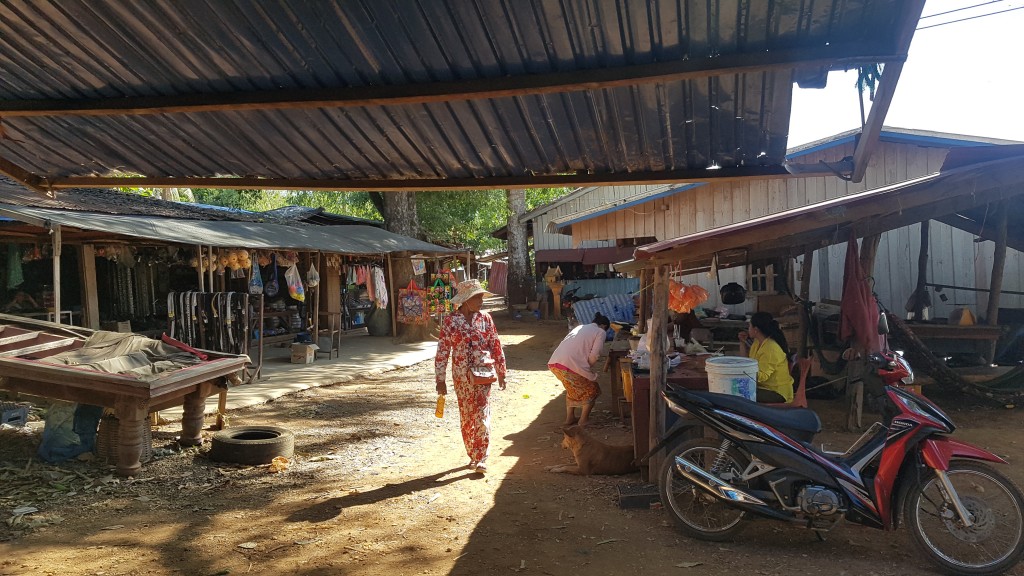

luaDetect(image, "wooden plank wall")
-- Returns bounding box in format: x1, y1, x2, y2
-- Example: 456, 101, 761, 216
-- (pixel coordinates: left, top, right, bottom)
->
547, 139, 1024, 321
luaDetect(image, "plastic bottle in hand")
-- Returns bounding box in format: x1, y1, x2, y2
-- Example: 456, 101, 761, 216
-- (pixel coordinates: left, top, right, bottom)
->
435, 395, 446, 418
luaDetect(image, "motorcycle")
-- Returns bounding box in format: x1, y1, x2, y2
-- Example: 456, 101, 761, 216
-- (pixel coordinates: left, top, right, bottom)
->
655, 315, 1024, 575
560, 285, 595, 327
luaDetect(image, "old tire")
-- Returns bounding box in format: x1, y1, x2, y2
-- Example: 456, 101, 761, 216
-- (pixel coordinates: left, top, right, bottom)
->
208, 426, 294, 465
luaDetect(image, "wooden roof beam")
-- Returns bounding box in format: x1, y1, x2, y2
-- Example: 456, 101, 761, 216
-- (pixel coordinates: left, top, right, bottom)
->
0, 155, 52, 197
849, 0, 926, 183
0, 43, 906, 118
49, 165, 794, 192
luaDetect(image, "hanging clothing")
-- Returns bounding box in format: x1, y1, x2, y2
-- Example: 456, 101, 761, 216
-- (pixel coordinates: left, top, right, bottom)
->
6, 244, 24, 289
372, 266, 388, 309
434, 310, 506, 464
839, 234, 883, 354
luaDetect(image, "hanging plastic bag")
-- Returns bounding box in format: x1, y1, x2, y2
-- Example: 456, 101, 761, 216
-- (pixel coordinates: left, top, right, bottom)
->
248, 259, 264, 294
265, 253, 280, 297
307, 263, 321, 288
285, 263, 305, 302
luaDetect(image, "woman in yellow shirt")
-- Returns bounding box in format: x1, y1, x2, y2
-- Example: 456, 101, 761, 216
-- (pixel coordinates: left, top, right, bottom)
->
738, 312, 794, 403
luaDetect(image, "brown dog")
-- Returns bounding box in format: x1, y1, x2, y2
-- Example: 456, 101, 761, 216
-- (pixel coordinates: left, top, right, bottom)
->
546, 425, 638, 475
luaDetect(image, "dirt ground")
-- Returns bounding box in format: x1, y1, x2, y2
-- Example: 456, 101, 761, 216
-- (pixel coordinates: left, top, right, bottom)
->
3, 315, 1024, 576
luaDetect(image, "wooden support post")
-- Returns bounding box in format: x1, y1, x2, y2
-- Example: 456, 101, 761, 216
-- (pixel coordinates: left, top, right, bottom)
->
196, 244, 205, 292
387, 253, 397, 340
845, 234, 880, 432
647, 264, 669, 482
51, 224, 61, 324
797, 248, 814, 358
638, 268, 650, 333
80, 244, 100, 329
986, 204, 1009, 363
547, 279, 563, 320
913, 221, 930, 320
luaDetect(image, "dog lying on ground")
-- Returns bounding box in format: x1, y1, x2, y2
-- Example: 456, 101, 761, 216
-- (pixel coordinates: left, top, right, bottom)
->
546, 425, 638, 475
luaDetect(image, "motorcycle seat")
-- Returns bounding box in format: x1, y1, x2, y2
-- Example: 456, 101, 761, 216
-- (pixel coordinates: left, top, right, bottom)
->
672, 389, 822, 440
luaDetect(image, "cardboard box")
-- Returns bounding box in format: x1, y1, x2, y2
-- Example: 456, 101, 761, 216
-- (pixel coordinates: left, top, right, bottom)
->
290, 343, 319, 364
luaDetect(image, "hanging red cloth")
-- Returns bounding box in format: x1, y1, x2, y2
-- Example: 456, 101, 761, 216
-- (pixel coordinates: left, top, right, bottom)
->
839, 233, 883, 354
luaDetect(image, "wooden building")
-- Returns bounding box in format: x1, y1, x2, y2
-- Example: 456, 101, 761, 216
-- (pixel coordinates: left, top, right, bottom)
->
530, 128, 1024, 321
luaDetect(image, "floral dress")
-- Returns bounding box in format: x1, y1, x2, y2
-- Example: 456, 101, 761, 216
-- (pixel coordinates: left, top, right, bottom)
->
435, 310, 506, 464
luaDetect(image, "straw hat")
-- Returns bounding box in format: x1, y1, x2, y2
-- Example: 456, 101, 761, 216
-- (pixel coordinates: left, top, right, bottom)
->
450, 279, 493, 308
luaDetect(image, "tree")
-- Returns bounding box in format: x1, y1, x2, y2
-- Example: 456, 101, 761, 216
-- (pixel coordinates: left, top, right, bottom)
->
505, 188, 532, 307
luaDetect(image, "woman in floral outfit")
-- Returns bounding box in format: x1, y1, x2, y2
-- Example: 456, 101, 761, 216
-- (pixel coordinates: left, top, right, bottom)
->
435, 279, 507, 473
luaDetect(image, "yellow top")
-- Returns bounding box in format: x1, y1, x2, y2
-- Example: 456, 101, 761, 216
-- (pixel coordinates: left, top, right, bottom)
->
749, 338, 794, 402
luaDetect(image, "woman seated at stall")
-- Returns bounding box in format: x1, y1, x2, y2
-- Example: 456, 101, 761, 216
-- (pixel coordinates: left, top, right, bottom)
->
738, 311, 794, 403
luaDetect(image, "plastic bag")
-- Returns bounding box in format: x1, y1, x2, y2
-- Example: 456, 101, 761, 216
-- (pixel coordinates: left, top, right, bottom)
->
265, 253, 280, 297
307, 263, 320, 288
248, 260, 264, 294
285, 263, 305, 302
37, 401, 103, 463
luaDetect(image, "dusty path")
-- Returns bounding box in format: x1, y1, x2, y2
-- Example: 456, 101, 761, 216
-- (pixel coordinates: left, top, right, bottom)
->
3, 317, 1024, 576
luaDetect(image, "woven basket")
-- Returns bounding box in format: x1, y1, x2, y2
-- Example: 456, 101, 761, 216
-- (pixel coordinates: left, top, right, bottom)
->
96, 415, 153, 464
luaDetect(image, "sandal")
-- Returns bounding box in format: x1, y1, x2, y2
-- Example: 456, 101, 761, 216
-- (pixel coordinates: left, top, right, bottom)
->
468, 460, 478, 471
474, 462, 488, 474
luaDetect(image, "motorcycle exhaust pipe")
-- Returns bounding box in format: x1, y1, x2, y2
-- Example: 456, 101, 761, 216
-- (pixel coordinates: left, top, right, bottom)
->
675, 456, 767, 506
674, 457, 810, 524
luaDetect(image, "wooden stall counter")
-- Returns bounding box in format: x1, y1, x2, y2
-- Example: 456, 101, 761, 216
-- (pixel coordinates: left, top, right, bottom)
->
629, 358, 709, 462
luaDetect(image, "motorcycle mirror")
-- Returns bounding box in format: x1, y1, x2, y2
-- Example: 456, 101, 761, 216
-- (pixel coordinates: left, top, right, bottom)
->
878, 312, 890, 335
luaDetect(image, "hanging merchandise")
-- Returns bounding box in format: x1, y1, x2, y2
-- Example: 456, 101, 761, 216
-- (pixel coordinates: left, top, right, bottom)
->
397, 280, 429, 325
285, 263, 305, 302
411, 259, 426, 275
6, 243, 24, 289
668, 281, 709, 313
265, 253, 280, 297
372, 266, 388, 309
427, 276, 451, 316
307, 262, 321, 288
248, 259, 264, 294
719, 282, 747, 305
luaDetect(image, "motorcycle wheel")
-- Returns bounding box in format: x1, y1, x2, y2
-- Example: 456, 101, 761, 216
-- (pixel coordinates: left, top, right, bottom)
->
658, 438, 748, 541
904, 461, 1024, 576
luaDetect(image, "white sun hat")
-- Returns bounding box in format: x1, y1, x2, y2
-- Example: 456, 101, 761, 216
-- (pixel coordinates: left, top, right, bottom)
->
450, 279, 493, 308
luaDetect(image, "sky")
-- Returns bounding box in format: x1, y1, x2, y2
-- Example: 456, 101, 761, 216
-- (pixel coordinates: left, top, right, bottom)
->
788, 0, 1024, 147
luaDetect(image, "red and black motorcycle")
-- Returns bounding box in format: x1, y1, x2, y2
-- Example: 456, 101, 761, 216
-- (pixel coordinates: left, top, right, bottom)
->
657, 339, 1024, 574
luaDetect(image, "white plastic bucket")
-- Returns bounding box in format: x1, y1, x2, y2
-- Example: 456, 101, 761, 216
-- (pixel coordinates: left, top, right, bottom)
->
704, 356, 758, 401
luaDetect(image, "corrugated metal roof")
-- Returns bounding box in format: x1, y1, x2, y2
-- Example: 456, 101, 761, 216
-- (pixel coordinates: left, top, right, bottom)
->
0, 1, 921, 191
0, 203, 455, 255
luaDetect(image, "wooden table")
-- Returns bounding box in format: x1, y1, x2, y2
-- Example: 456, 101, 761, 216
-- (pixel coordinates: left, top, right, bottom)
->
0, 315, 248, 476
630, 362, 708, 462
904, 322, 1005, 361
605, 340, 632, 420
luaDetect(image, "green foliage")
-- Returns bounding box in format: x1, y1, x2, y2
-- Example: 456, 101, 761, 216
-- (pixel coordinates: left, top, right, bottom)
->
127, 184, 574, 252
191, 189, 287, 212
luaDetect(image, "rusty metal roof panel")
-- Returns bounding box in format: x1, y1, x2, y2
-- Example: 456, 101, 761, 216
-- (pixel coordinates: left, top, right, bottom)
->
0, 1, 917, 188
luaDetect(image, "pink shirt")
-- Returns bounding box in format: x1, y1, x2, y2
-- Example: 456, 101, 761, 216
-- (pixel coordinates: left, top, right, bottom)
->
547, 323, 606, 381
